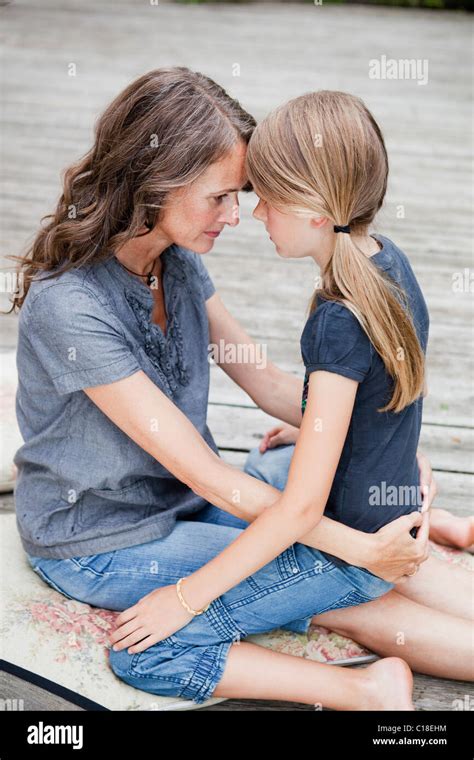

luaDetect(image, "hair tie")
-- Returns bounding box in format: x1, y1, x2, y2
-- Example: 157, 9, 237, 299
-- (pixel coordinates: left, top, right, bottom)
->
334, 224, 351, 234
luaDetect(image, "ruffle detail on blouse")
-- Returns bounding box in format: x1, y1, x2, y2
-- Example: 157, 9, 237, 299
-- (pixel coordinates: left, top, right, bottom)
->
124, 290, 190, 395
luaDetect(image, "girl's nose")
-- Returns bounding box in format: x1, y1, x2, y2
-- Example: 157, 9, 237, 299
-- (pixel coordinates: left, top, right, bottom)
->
252, 199, 266, 222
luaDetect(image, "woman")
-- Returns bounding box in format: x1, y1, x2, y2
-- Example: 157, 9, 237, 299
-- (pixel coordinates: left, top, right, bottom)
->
8, 68, 472, 709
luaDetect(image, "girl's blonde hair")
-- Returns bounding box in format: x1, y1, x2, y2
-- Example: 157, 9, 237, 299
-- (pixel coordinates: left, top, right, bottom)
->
245, 90, 425, 413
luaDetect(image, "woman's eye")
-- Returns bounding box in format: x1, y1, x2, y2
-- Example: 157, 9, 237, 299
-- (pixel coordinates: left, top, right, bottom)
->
215, 194, 228, 202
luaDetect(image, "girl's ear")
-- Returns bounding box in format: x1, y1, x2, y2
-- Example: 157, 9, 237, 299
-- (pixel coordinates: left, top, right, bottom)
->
310, 215, 329, 230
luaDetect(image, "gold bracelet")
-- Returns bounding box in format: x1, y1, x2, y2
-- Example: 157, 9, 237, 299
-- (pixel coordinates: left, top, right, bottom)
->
176, 577, 210, 616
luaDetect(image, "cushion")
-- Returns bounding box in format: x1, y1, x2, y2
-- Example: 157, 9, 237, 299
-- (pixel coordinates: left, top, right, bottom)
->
1, 512, 471, 711
0, 351, 22, 492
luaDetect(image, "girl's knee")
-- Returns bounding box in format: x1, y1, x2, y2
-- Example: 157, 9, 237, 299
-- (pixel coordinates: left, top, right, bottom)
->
108, 642, 191, 701
108, 639, 231, 706
108, 637, 181, 680
109, 646, 134, 678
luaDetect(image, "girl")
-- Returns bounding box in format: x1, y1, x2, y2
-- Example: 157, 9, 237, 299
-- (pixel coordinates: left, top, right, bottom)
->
246, 89, 430, 553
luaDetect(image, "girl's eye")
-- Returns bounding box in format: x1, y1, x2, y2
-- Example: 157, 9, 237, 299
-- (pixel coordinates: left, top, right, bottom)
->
215, 194, 228, 202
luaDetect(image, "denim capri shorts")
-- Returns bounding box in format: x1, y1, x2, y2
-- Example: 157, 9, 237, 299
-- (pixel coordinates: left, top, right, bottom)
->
26, 444, 394, 706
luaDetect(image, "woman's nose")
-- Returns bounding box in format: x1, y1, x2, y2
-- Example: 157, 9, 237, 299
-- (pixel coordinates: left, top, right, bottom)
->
220, 198, 240, 227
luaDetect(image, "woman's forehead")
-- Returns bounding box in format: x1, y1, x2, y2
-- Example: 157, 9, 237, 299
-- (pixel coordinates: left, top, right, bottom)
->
201, 143, 248, 190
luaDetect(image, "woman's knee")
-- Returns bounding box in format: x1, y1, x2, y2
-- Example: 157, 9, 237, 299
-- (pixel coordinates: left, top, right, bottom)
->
243, 446, 266, 477
243, 443, 294, 488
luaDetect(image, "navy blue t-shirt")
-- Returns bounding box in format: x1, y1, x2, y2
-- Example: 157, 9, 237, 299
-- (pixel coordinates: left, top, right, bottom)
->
300, 234, 429, 567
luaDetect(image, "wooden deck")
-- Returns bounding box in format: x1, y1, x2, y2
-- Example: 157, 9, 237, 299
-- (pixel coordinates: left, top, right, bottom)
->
0, 0, 472, 711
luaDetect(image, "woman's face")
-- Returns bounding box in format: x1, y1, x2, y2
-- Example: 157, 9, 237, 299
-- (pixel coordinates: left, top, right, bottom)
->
157, 140, 248, 253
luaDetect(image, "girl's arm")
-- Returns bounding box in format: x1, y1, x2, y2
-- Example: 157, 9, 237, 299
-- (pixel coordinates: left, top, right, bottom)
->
85, 368, 363, 611
84, 369, 427, 583
175, 369, 358, 610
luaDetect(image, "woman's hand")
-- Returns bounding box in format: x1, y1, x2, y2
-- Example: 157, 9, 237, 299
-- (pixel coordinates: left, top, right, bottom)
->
259, 422, 300, 453
362, 511, 431, 583
354, 452, 435, 582
109, 584, 194, 654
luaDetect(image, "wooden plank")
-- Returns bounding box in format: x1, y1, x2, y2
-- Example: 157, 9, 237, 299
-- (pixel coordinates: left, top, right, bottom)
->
208, 360, 473, 429
0, 670, 84, 712
1, 667, 471, 712
1, 0, 473, 430
207, 404, 474, 474
0, 315, 471, 427
428, 471, 473, 518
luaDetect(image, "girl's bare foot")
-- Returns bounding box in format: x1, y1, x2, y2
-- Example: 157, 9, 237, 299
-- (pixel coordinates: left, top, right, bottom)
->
429, 509, 474, 551
358, 657, 414, 711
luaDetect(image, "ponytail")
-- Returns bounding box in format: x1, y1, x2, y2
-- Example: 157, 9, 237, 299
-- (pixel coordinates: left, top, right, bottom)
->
310, 232, 425, 413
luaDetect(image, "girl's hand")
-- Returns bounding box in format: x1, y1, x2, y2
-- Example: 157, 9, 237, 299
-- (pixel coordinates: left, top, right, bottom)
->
416, 450, 437, 512
259, 423, 300, 453
109, 584, 195, 654
363, 511, 431, 583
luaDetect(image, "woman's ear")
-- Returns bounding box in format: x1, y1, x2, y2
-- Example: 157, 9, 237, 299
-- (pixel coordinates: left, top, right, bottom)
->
135, 218, 154, 238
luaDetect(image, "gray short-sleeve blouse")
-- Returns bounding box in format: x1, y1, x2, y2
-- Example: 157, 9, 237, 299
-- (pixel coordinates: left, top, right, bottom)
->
14, 245, 219, 559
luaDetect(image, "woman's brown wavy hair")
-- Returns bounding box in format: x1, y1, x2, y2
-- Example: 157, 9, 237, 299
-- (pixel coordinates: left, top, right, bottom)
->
5, 66, 255, 312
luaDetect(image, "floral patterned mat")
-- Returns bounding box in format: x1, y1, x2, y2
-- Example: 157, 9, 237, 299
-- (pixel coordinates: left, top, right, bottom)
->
1, 513, 472, 710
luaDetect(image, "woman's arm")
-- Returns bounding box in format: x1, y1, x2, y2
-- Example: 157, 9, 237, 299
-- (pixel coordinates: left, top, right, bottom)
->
206, 292, 303, 427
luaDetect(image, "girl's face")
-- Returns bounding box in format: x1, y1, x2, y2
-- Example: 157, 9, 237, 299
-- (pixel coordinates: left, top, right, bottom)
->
252, 197, 329, 263
157, 140, 248, 254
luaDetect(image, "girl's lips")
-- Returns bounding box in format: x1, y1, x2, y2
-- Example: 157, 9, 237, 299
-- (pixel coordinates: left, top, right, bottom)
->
204, 230, 221, 238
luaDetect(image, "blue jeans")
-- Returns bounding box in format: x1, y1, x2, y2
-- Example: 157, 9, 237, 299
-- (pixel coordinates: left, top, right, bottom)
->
26, 444, 393, 705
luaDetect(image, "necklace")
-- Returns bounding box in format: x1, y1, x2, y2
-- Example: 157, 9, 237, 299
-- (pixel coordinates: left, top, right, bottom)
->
116, 256, 160, 286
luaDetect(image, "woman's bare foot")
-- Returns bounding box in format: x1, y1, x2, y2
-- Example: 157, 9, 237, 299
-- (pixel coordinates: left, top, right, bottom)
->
358, 657, 414, 711
429, 509, 474, 550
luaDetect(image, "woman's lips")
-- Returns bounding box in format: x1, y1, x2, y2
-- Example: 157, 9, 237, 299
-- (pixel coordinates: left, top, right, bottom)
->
204, 231, 221, 238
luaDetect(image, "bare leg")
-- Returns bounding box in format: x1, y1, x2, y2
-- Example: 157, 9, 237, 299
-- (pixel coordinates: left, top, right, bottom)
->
311, 590, 474, 682
213, 640, 414, 710
394, 554, 473, 621
429, 508, 474, 550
